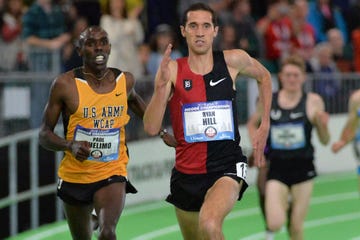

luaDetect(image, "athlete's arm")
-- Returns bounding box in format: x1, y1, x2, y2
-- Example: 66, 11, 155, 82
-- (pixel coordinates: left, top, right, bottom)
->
38, 74, 90, 161
125, 72, 147, 119
143, 44, 176, 136
246, 101, 263, 167
307, 93, 330, 145
225, 49, 272, 167
332, 90, 360, 152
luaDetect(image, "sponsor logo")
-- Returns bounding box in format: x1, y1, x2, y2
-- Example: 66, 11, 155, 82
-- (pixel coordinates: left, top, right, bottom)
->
270, 109, 281, 120
91, 150, 103, 159
183, 79, 192, 91
209, 77, 226, 87
57, 179, 63, 190
307, 170, 316, 177
115, 93, 123, 96
290, 112, 304, 119
204, 126, 217, 138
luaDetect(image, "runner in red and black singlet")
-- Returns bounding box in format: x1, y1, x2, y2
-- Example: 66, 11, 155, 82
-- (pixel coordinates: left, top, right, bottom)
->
144, 3, 273, 239
169, 51, 245, 174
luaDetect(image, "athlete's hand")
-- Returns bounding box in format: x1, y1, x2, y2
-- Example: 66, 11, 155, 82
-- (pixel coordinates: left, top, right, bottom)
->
156, 44, 173, 89
161, 131, 178, 147
331, 140, 346, 153
69, 141, 91, 161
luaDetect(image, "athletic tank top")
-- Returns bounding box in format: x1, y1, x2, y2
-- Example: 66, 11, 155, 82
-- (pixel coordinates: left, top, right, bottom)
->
169, 51, 245, 174
58, 68, 130, 183
265, 92, 314, 161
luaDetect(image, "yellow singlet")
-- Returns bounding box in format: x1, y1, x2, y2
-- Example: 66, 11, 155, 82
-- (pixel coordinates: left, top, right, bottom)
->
58, 69, 130, 183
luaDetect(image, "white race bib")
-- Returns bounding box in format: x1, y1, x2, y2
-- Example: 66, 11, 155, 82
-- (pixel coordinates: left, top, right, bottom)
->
74, 125, 120, 162
182, 100, 235, 143
270, 122, 305, 150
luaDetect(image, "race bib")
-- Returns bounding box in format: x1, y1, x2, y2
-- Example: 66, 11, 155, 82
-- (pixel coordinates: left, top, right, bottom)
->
270, 122, 305, 150
74, 125, 120, 162
236, 162, 248, 179
182, 100, 234, 143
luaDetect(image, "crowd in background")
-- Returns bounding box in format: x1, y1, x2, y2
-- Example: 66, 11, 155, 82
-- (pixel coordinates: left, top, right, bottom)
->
1, 0, 360, 134
1, 0, 360, 75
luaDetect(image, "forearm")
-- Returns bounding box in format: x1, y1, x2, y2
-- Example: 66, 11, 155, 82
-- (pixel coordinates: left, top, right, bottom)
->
339, 126, 356, 145
143, 87, 168, 135
39, 129, 72, 152
26, 36, 52, 48
257, 72, 272, 127
316, 124, 330, 145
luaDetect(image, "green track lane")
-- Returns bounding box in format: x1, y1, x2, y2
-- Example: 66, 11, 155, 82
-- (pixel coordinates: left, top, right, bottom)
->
7, 171, 360, 240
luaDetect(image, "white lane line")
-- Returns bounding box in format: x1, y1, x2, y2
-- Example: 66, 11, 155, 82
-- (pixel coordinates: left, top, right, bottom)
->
132, 191, 359, 240
22, 202, 170, 240
240, 212, 360, 240
26, 225, 68, 240
18, 173, 357, 240
131, 225, 180, 240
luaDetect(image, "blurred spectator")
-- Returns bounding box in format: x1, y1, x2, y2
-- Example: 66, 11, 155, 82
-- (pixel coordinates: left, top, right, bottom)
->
310, 42, 341, 113
307, 0, 348, 43
214, 23, 239, 50
100, 0, 144, 79
249, 0, 267, 20
138, 43, 150, 76
256, 0, 292, 72
100, 0, 143, 14
217, 0, 261, 57
22, 0, 70, 128
352, 27, 360, 73
62, 16, 88, 71
146, 0, 179, 42
289, 0, 316, 73
0, 0, 25, 71
147, 24, 182, 76
327, 28, 353, 72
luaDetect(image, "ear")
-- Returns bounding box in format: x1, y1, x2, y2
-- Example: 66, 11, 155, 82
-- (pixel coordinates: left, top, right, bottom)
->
214, 26, 219, 38
180, 25, 186, 37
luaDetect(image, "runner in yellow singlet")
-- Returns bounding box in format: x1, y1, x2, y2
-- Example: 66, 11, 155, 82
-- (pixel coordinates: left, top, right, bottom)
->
38, 26, 176, 240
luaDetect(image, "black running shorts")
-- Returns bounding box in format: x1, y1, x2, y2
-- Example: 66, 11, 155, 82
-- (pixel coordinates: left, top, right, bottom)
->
57, 175, 137, 205
166, 165, 248, 211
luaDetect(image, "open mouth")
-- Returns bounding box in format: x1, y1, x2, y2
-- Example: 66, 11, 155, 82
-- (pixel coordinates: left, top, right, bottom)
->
95, 55, 105, 64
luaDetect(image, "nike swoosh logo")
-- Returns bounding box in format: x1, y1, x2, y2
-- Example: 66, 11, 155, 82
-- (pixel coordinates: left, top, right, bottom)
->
290, 112, 303, 119
115, 93, 123, 96
209, 77, 226, 87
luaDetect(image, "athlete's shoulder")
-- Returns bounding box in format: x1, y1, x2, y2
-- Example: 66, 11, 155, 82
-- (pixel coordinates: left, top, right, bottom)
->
350, 89, 360, 103
54, 69, 76, 86
223, 49, 252, 69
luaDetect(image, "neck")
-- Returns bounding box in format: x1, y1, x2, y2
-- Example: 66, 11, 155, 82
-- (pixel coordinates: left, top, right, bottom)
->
282, 89, 302, 101
187, 51, 213, 75
82, 67, 110, 81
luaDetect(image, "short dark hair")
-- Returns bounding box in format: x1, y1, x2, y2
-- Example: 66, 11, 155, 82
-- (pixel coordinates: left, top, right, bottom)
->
181, 2, 218, 27
77, 26, 107, 48
281, 55, 306, 73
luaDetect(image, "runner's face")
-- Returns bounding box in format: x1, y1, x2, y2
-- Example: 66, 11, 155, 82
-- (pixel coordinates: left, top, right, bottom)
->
279, 64, 305, 92
181, 10, 218, 55
80, 29, 111, 71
